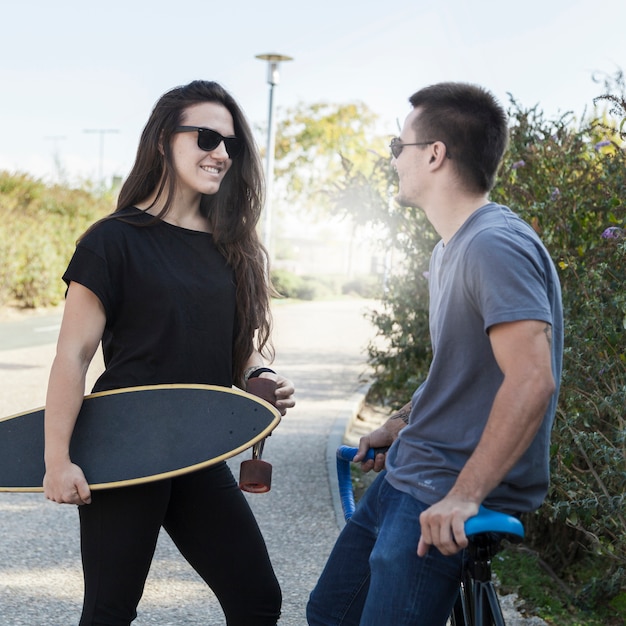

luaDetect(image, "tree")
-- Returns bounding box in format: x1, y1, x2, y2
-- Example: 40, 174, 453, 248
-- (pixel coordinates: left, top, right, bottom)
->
268, 102, 392, 277
273, 101, 388, 216
330, 151, 438, 405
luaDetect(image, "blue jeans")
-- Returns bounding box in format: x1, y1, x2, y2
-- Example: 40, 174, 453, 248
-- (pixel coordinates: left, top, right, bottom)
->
307, 472, 465, 626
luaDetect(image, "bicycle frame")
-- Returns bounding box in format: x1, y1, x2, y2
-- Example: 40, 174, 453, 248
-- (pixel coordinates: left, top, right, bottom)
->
335, 445, 524, 626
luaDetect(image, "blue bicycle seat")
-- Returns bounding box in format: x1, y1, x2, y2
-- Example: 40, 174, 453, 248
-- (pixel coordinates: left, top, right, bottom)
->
465, 506, 524, 540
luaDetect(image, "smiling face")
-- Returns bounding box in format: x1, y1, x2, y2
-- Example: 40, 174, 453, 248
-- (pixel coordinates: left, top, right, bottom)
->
170, 101, 235, 199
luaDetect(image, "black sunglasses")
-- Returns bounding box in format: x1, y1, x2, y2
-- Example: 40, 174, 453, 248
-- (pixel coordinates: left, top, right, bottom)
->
389, 137, 435, 159
174, 126, 243, 158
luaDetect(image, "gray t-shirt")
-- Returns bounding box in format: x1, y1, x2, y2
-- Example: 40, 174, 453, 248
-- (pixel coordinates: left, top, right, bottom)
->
385, 203, 563, 513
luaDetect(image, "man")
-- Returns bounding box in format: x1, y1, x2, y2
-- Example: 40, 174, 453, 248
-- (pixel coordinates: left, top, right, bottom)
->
307, 82, 563, 625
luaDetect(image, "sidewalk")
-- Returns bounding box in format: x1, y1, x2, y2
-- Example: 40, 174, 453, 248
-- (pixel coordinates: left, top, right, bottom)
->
0, 299, 379, 626
0, 299, 543, 626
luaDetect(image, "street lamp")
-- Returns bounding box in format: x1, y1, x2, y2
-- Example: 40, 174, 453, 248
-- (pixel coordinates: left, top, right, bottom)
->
255, 52, 293, 257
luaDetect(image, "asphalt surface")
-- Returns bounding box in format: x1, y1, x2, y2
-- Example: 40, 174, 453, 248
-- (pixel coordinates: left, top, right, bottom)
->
0, 299, 378, 626
0, 299, 545, 626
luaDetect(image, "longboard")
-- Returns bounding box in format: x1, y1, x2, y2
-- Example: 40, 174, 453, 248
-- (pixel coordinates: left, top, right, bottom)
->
0, 383, 280, 492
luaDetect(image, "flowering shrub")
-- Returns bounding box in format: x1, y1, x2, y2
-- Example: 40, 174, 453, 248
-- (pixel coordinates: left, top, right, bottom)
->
490, 90, 625, 605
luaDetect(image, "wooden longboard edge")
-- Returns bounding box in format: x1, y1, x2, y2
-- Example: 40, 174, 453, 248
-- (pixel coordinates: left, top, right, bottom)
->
0, 383, 281, 492
0, 383, 282, 422
0, 412, 280, 493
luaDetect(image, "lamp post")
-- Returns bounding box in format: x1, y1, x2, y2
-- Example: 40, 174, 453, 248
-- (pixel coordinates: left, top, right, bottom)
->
255, 53, 293, 257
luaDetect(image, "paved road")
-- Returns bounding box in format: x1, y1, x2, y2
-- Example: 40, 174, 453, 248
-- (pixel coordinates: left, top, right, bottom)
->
0, 310, 62, 351
0, 299, 378, 625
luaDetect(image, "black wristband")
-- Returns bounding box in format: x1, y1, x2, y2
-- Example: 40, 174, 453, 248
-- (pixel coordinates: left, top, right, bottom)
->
247, 367, 275, 381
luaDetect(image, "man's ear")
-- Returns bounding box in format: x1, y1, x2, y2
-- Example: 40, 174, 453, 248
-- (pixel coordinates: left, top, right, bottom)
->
429, 141, 447, 167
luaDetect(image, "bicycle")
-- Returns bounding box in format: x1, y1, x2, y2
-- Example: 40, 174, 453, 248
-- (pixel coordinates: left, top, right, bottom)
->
336, 445, 525, 626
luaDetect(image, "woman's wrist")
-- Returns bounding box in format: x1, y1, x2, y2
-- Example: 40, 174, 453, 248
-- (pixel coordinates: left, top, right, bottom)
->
243, 366, 276, 383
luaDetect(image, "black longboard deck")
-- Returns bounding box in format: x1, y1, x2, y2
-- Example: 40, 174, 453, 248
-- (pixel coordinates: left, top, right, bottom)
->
0, 384, 280, 491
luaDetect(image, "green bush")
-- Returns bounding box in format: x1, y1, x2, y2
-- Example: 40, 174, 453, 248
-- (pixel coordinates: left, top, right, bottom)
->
299, 274, 340, 299
270, 268, 304, 299
0, 172, 114, 307
293, 276, 321, 301
362, 201, 438, 407
271, 268, 378, 301
490, 93, 626, 602
341, 274, 382, 299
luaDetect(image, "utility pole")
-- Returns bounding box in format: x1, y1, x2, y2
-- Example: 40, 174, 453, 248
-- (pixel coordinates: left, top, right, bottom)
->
44, 135, 66, 180
83, 128, 119, 187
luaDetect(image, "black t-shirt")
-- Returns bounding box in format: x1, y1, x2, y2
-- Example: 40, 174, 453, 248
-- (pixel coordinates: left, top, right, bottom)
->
63, 207, 236, 392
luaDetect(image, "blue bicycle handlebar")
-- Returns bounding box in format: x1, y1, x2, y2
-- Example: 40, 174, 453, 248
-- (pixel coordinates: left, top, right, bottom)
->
336, 445, 373, 522
336, 445, 524, 540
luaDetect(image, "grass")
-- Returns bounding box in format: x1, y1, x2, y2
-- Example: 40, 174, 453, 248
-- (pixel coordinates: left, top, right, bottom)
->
493, 546, 626, 625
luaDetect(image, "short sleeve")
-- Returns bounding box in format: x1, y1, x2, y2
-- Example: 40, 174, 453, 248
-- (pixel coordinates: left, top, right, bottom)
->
63, 235, 119, 322
465, 229, 553, 332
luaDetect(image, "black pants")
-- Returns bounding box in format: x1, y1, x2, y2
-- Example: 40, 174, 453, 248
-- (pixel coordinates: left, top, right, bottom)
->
78, 462, 281, 625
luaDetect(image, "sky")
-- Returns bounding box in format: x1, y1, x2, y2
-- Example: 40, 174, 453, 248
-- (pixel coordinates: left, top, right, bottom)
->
0, 0, 624, 185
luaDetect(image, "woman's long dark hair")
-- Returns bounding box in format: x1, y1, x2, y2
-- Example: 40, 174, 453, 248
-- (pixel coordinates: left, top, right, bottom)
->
91, 80, 274, 385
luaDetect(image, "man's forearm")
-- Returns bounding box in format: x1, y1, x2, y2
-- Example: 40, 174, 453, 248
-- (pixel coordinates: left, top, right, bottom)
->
382, 401, 412, 439
390, 401, 412, 424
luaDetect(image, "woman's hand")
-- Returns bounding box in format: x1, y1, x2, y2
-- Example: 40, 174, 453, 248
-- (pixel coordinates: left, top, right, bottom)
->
270, 373, 295, 416
243, 358, 295, 416
43, 461, 92, 505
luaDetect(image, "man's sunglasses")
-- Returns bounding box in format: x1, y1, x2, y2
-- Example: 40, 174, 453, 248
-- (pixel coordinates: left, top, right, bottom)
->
389, 137, 435, 159
174, 126, 243, 158
389, 137, 451, 160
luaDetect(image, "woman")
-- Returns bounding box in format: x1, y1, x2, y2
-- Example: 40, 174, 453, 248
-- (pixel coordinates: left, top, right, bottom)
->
43, 80, 295, 626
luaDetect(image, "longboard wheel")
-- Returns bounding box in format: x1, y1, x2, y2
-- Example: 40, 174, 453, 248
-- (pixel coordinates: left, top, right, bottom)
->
239, 459, 272, 493
246, 377, 277, 405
